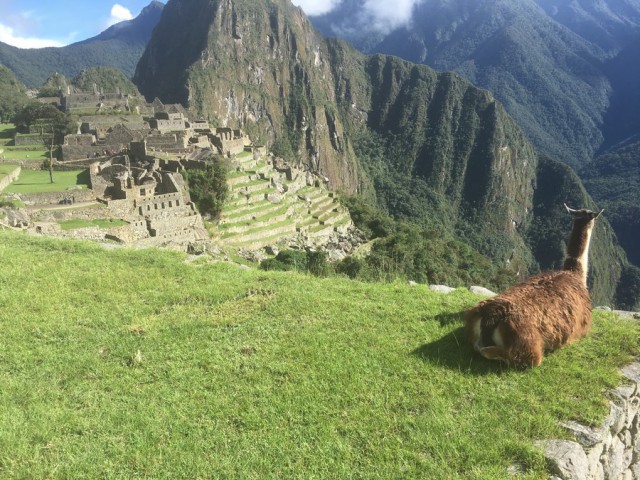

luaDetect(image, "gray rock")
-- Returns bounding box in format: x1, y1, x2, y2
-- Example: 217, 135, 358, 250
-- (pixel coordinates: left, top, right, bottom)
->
614, 310, 640, 319
5, 208, 30, 228
536, 440, 589, 480
429, 284, 456, 294
606, 402, 627, 436
594, 306, 612, 312
603, 436, 628, 480
469, 286, 496, 297
562, 421, 604, 448
408, 281, 418, 287
621, 362, 640, 384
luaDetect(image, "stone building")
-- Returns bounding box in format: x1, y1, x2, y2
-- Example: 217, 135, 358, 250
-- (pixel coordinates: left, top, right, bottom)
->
89, 156, 206, 248
211, 128, 251, 156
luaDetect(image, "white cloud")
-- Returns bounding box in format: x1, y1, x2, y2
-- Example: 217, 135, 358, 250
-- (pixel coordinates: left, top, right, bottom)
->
291, 0, 343, 16
0, 23, 65, 48
363, 0, 424, 32
106, 4, 134, 27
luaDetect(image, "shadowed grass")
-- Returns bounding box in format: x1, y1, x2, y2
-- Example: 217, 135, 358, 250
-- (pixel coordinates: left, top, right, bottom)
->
0, 231, 637, 478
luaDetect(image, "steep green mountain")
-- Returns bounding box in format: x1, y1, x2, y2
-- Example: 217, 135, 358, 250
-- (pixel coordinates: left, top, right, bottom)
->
602, 36, 640, 150
309, 0, 635, 170
72, 67, 141, 95
0, 1, 163, 88
133, 0, 629, 305
0, 64, 29, 123
37, 68, 141, 97
581, 142, 640, 267
533, 0, 640, 53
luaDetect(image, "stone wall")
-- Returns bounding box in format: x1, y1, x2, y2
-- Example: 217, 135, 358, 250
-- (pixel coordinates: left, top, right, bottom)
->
0, 166, 20, 192
15, 133, 51, 146
18, 189, 95, 206
537, 360, 640, 480
135, 192, 186, 217
61, 144, 128, 161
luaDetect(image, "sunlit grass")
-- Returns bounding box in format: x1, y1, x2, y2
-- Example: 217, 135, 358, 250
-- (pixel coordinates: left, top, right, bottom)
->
58, 218, 129, 230
4, 169, 89, 194
0, 231, 637, 479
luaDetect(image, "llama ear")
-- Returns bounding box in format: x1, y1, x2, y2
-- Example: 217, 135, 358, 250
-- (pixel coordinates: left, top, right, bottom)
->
564, 203, 578, 215
594, 209, 604, 219
479, 346, 509, 362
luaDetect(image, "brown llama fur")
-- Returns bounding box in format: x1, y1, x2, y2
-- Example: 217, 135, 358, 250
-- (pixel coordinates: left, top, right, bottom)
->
465, 206, 602, 368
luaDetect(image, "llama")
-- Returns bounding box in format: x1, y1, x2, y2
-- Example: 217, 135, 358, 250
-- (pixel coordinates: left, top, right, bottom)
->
464, 205, 603, 367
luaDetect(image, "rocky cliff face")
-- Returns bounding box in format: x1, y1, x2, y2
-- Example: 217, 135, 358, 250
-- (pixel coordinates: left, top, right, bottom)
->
136, 0, 362, 193
133, 0, 627, 304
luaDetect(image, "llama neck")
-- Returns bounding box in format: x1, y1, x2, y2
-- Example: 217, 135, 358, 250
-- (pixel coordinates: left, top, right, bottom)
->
563, 219, 595, 287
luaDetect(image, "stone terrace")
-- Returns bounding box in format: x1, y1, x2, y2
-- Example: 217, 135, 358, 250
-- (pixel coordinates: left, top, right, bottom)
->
215, 152, 352, 250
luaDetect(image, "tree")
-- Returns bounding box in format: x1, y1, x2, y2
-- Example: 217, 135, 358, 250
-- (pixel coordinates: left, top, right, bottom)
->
183, 156, 230, 219
14, 103, 76, 183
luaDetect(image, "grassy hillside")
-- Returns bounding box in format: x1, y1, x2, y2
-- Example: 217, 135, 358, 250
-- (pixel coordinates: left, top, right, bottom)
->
0, 231, 638, 478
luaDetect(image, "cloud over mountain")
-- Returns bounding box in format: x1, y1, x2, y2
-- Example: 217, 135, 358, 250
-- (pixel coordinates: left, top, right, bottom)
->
293, 0, 425, 33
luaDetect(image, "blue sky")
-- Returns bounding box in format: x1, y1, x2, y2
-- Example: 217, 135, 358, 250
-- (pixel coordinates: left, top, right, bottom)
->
0, 0, 164, 48
0, 0, 421, 49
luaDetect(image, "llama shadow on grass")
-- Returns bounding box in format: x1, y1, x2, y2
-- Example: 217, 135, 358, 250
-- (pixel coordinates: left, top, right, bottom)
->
412, 326, 508, 375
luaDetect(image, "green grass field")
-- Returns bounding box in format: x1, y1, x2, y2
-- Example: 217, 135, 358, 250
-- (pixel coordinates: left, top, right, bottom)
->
0, 163, 19, 179
58, 219, 129, 230
0, 124, 48, 160
0, 231, 638, 479
4, 169, 89, 194
0, 148, 48, 161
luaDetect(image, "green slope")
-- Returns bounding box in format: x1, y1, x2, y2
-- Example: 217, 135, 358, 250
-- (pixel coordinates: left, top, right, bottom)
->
0, 231, 638, 478
0, 65, 29, 123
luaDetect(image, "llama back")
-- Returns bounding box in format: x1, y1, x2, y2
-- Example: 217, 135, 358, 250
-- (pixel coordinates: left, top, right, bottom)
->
465, 271, 592, 366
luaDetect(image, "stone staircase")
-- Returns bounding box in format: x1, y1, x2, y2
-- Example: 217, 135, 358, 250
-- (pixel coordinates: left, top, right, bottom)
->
213, 152, 352, 250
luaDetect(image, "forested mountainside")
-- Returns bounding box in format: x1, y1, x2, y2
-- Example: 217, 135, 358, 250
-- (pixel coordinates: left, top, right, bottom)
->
0, 1, 163, 88
533, 0, 640, 53
0, 64, 29, 123
602, 36, 640, 150
133, 0, 632, 305
581, 143, 640, 267
309, 0, 640, 170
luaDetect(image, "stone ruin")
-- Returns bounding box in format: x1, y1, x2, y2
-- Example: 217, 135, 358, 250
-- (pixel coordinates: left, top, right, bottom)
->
88, 156, 208, 249
60, 97, 252, 162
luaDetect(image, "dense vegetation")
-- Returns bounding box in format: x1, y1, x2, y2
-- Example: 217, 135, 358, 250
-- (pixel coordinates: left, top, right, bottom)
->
0, 2, 163, 87
1, 231, 639, 478
581, 142, 640, 269
310, 0, 640, 170
0, 65, 29, 123
72, 67, 141, 96
183, 156, 230, 220
12, 103, 76, 143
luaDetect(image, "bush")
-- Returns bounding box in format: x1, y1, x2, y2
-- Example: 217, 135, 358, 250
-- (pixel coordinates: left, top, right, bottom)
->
183, 157, 229, 219
260, 250, 331, 277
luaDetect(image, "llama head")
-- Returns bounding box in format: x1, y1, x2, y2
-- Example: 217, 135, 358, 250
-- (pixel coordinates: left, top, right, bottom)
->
564, 204, 604, 221
563, 204, 603, 286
